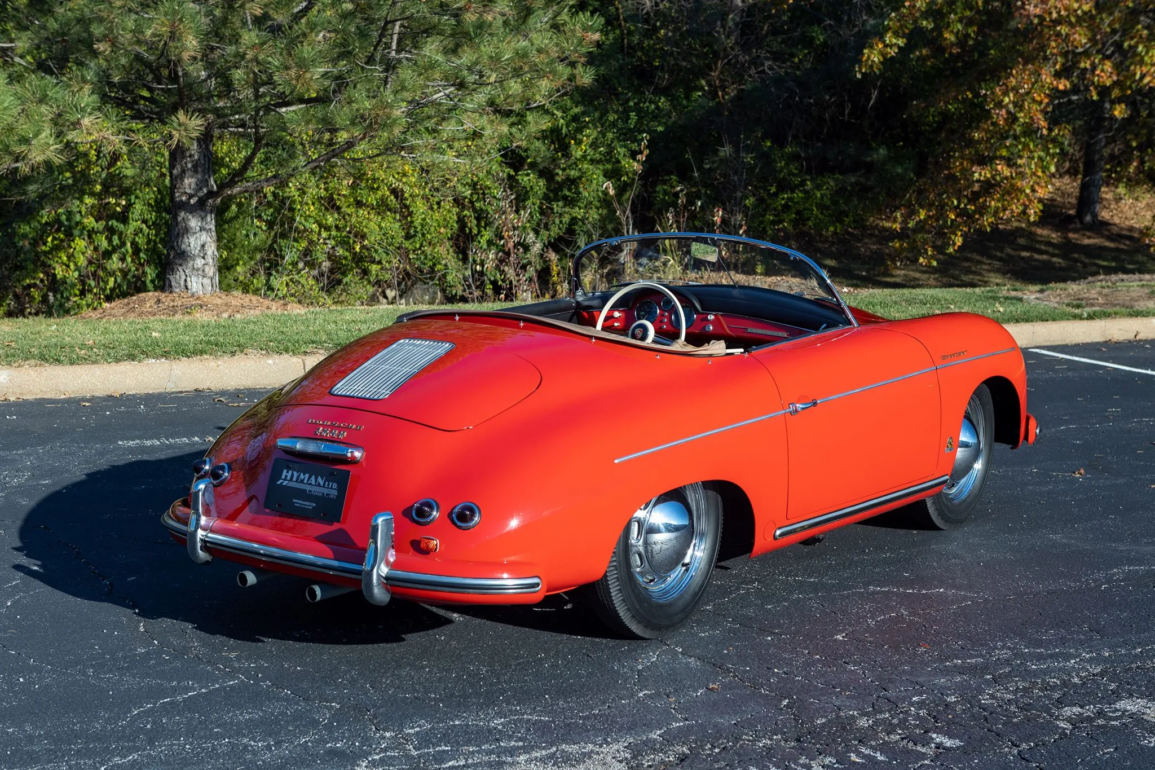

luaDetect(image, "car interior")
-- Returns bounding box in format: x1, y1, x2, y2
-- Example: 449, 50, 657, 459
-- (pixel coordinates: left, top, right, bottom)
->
506, 282, 853, 353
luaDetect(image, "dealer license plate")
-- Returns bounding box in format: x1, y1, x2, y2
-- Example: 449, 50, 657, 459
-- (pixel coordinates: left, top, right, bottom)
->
265, 458, 350, 522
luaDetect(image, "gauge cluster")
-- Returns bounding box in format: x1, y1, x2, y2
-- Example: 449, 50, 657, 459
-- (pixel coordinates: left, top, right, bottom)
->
635, 300, 659, 323
625, 292, 699, 333
661, 296, 696, 329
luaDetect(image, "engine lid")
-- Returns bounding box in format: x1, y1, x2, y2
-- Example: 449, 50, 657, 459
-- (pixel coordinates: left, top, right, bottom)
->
282, 320, 542, 431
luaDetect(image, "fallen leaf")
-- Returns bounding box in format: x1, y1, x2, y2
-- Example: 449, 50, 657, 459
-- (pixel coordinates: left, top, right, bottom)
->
920, 642, 931, 648
151, 331, 161, 338
1073, 468, 1085, 476
227, 402, 245, 407
707, 683, 721, 692
213, 397, 227, 403
1, 341, 14, 347
79, 402, 91, 407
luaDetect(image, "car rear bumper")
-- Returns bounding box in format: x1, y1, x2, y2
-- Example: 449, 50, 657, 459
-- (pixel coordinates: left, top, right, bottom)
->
161, 500, 544, 602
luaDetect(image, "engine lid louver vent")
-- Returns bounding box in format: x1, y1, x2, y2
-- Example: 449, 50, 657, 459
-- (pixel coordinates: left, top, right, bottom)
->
330, 339, 455, 400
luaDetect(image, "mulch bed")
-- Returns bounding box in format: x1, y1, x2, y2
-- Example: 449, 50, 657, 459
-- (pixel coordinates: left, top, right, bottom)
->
78, 291, 306, 320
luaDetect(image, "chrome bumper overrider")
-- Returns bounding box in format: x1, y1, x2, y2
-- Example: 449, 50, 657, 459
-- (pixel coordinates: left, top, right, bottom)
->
161, 508, 543, 598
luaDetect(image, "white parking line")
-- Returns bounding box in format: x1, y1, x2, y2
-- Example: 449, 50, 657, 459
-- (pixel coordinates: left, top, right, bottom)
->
1027, 348, 1155, 376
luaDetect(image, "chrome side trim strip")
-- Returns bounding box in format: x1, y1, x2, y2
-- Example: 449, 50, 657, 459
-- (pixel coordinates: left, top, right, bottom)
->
613, 409, 789, 463
161, 510, 542, 594
774, 476, 950, 540
613, 347, 1017, 463
812, 365, 937, 406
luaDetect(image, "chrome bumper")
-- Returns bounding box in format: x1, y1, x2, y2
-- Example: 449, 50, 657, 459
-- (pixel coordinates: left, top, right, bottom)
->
161, 507, 543, 597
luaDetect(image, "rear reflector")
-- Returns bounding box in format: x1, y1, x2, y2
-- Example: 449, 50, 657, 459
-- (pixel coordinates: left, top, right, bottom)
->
330, 339, 455, 400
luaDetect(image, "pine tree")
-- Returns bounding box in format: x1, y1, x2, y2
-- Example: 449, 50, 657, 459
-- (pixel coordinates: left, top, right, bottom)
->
0, 0, 596, 294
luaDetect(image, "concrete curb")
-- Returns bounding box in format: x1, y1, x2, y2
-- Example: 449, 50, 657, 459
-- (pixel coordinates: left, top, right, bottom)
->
1003, 317, 1155, 348
0, 353, 329, 401
2, 317, 1153, 401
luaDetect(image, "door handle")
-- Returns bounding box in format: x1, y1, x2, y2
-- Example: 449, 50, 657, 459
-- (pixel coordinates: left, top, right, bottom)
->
788, 399, 819, 415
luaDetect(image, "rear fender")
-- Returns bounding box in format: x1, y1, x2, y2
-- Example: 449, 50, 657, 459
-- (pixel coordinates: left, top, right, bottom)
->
887, 314, 1029, 476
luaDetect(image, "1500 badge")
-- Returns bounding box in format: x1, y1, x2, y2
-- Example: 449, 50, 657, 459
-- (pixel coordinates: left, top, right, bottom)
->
308, 418, 364, 440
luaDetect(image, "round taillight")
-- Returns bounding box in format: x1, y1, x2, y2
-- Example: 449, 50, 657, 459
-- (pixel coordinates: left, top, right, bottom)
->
209, 463, 231, 487
192, 457, 212, 479
412, 498, 440, 525
450, 502, 481, 530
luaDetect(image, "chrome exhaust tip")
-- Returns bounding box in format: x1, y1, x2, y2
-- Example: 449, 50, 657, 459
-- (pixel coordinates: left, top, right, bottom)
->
237, 569, 279, 588
305, 583, 356, 603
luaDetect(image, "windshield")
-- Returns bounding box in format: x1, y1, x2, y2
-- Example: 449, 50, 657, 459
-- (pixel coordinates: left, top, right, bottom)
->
572, 234, 843, 308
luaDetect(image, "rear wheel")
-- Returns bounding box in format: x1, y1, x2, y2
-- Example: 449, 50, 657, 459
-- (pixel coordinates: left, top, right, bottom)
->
588, 482, 722, 639
921, 384, 995, 529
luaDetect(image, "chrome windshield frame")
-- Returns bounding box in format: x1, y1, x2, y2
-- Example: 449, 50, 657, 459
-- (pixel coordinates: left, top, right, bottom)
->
570, 232, 858, 329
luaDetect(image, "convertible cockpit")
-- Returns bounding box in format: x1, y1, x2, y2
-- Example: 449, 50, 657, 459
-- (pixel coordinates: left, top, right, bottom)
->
508, 233, 857, 353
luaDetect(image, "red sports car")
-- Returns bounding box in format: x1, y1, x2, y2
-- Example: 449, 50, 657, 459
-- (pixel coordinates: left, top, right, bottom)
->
163, 233, 1038, 638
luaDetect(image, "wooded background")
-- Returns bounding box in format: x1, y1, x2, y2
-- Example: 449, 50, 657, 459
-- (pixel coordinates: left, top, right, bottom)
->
2, 0, 1153, 316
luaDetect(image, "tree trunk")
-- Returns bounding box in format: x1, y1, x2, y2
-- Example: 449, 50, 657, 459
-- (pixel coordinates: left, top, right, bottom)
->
165, 133, 220, 294
1076, 98, 1110, 229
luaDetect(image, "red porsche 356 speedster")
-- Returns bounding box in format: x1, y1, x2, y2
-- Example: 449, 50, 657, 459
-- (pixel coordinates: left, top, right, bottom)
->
163, 233, 1038, 638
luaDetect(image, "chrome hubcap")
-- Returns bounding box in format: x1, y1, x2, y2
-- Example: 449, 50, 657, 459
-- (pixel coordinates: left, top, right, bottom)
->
945, 399, 985, 501
628, 484, 709, 602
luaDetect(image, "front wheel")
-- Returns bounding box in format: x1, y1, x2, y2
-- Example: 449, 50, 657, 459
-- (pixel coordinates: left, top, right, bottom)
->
921, 384, 995, 529
587, 482, 722, 639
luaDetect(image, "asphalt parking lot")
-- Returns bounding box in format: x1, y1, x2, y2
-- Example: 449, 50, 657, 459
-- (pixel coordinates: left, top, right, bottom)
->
1, 340, 1153, 769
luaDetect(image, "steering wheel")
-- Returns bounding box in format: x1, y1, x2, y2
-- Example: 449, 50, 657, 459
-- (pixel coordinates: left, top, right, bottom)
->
595, 281, 687, 344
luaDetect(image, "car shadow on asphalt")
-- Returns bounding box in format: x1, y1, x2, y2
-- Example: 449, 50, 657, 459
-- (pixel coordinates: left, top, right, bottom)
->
13, 451, 618, 642
855, 503, 941, 531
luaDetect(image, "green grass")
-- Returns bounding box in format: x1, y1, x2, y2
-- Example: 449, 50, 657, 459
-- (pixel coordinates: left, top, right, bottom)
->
850, 285, 1154, 324
0, 305, 510, 366
1, 288, 1152, 367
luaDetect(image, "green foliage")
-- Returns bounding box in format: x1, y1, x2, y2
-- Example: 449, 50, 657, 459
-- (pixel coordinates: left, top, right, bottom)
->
860, 0, 1155, 261
3, 0, 1155, 315
0, 147, 167, 315
215, 147, 575, 304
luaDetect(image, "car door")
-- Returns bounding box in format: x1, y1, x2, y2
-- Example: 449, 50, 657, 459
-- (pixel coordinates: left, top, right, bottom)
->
753, 326, 941, 523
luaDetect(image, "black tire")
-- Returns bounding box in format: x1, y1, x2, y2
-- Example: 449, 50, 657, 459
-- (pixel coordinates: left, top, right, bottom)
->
588, 482, 723, 639
921, 383, 995, 529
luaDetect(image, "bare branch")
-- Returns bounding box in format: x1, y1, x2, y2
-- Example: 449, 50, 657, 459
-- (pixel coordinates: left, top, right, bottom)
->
214, 133, 366, 200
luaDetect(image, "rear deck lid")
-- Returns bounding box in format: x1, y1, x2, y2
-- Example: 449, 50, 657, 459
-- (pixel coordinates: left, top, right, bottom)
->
282, 320, 542, 431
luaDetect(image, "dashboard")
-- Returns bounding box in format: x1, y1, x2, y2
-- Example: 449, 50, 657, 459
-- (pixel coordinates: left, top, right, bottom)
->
578, 289, 807, 347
